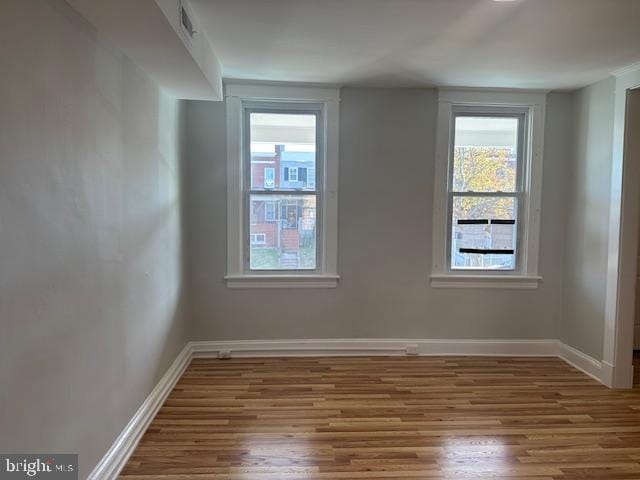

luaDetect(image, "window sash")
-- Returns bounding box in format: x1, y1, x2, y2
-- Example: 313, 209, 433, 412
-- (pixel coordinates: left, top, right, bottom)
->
242, 104, 324, 273
448, 191, 524, 198
449, 109, 527, 195
446, 109, 528, 273
449, 193, 521, 271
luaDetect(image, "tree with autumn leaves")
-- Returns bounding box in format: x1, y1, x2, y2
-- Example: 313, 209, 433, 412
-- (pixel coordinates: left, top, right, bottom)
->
452, 146, 517, 222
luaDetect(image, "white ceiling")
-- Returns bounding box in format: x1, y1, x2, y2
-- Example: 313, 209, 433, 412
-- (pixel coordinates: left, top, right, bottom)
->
190, 0, 640, 90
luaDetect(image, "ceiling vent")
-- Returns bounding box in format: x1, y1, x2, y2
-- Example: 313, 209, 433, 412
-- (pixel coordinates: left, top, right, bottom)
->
179, 2, 196, 41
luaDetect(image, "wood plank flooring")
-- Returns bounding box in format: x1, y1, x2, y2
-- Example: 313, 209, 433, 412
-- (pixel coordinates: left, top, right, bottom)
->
121, 356, 640, 479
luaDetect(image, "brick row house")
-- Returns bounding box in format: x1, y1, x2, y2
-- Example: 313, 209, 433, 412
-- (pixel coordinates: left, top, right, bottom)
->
250, 144, 316, 268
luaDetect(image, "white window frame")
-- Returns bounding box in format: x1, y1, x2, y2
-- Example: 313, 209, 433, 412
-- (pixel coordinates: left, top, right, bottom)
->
224, 83, 340, 289
288, 167, 299, 182
448, 106, 526, 272
430, 90, 546, 289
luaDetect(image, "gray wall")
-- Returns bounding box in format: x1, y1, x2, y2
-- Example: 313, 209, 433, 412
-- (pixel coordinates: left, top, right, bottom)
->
561, 77, 616, 359
0, 1, 189, 477
186, 89, 572, 341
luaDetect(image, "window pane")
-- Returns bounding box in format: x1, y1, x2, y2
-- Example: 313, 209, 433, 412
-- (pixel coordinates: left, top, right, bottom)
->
453, 116, 519, 193
250, 112, 316, 192
249, 194, 316, 270
451, 196, 517, 270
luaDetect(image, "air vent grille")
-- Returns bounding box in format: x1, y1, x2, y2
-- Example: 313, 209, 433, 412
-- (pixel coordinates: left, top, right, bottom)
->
181, 5, 195, 39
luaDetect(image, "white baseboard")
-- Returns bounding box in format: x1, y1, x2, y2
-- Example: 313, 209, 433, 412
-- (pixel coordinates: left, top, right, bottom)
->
193, 338, 605, 383
87, 343, 192, 480
89, 337, 609, 480
557, 342, 603, 383
190, 338, 560, 358
600, 360, 615, 387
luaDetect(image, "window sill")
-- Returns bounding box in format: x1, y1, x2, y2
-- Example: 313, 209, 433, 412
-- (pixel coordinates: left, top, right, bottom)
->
430, 274, 542, 289
224, 274, 339, 289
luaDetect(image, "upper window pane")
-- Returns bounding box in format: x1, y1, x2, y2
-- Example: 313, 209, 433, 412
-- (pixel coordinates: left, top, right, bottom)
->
452, 116, 519, 193
250, 112, 317, 192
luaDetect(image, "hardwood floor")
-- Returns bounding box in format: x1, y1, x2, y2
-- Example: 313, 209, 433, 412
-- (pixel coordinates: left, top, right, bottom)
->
121, 356, 640, 479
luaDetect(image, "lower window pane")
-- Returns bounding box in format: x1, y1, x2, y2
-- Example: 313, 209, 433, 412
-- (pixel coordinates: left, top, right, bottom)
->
451, 196, 517, 270
249, 194, 316, 270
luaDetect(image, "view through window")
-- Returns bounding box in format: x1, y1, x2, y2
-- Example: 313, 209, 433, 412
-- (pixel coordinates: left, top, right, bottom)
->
450, 115, 522, 270
247, 111, 318, 270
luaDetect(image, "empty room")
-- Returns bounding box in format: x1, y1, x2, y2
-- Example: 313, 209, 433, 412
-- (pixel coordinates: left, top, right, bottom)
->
3, 0, 640, 479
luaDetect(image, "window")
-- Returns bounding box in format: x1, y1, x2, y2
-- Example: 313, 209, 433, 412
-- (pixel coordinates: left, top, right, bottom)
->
250, 233, 266, 245
265, 201, 276, 222
264, 167, 275, 189
287, 167, 299, 182
225, 84, 340, 288
450, 113, 522, 271
247, 112, 317, 271
431, 91, 546, 289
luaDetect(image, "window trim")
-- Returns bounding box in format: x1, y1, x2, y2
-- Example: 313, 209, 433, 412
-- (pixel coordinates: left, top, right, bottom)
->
430, 90, 546, 289
225, 83, 340, 289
